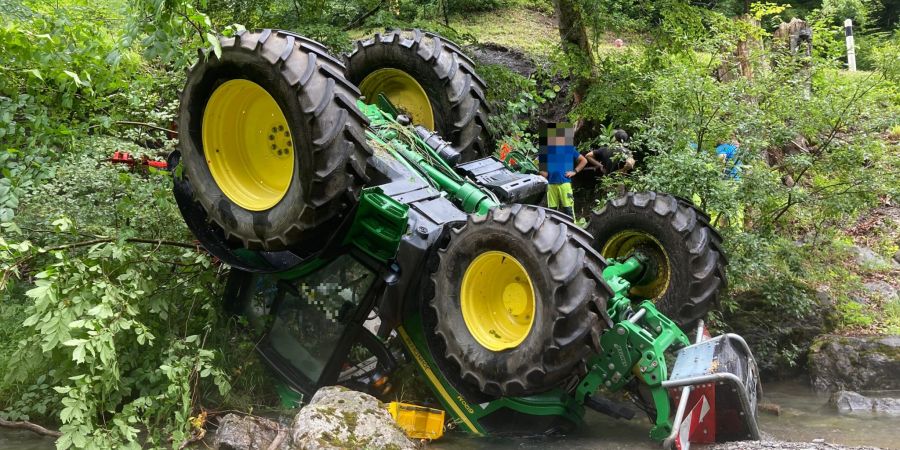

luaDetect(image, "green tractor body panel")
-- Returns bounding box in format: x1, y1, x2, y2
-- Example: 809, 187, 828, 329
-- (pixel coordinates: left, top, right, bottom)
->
341, 187, 410, 262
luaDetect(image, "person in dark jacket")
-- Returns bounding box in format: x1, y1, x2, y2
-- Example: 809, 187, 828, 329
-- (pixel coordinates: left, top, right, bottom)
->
585, 129, 635, 176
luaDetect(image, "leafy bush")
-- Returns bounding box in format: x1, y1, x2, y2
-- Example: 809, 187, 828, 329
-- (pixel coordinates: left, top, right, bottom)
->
0, 1, 264, 448
479, 63, 556, 158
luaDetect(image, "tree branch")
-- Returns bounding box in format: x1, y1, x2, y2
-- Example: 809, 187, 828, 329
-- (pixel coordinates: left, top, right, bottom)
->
0, 418, 62, 438
44, 238, 198, 252
114, 121, 178, 135
176, 9, 205, 40
343, 0, 386, 31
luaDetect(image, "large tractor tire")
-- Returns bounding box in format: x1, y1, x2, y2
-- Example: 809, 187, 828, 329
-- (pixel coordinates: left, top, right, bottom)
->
346, 29, 492, 162
586, 192, 728, 328
426, 204, 610, 397
178, 29, 371, 252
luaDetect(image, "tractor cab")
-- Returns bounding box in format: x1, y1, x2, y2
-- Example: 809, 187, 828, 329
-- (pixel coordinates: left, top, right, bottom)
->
224, 251, 396, 403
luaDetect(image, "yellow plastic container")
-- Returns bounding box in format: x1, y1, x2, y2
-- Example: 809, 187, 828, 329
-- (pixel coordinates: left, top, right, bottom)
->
387, 401, 445, 440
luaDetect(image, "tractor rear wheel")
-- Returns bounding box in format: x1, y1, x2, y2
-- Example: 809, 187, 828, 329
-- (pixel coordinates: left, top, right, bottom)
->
345, 29, 492, 161
426, 205, 610, 397
178, 29, 371, 252
586, 192, 728, 328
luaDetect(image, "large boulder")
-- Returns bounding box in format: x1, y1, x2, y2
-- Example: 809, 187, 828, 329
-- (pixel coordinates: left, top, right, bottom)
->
212, 387, 416, 450
290, 386, 416, 450
809, 335, 900, 392
829, 390, 900, 415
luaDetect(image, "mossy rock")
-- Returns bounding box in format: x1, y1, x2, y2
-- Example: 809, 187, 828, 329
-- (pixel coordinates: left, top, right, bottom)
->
808, 334, 900, 393
290, 386, 416, 450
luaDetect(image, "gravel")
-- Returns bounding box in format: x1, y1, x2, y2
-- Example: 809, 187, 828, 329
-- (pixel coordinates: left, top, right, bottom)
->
702, 434, 882, 450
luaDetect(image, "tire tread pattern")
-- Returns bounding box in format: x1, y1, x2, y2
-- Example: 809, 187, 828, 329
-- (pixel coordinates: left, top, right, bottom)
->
588, 192, 728, 327
427, 205, 610, 396
179, 29, 371, 251
346, 29, 492, 161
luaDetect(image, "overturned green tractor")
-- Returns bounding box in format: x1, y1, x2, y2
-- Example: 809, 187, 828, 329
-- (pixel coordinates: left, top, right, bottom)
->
171, 29, 761, 448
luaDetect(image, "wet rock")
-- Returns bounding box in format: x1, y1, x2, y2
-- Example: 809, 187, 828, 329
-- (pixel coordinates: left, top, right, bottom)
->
758, 402, 782, 416
830, 391, 872, 413
808, 335, 900, 393
291, 386, 415, 450
213, 414, 288, 450
829, 390, 900, 415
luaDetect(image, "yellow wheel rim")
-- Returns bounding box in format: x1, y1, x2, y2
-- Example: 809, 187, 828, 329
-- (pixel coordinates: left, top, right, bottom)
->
461, 251, 535, 351
359, 68, 435, 130
202, 79, 295, 211
601, 231, 671, 300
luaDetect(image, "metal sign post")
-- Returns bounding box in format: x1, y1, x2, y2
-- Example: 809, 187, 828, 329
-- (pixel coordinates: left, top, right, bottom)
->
844, 19, 856, 71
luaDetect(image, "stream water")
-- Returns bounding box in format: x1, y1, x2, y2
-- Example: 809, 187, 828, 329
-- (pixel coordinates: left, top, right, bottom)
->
1, 381, 897, 449
433, 380, 900, 450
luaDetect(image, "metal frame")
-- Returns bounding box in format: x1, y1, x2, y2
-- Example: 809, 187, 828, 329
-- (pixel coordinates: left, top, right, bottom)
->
661, 324, 761, 448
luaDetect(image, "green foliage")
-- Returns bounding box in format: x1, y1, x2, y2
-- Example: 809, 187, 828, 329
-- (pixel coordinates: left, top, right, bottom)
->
837, 299, 875, 328
479, 63, 556, 159
572, 48, 653, 127
125, 0, 220, 64
819, 0, 875, 27
885, 298, 900, 334
4, 239, 228, 448
0, 1, 271, 448
564, 11, 899, 345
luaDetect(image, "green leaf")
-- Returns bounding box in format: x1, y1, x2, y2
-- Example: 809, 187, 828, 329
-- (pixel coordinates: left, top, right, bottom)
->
63, 338, 88, 347
52, 217, 72, 232
25, 284, 50, 300
22, 313, 41, 327
23, 69, 43, 81
72, 344, 86, 364
63, 70, 83, 86
206, 33, 221, 59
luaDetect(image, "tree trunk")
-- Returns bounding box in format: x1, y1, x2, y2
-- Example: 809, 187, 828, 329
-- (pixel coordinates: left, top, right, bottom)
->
552, 0, 593, 106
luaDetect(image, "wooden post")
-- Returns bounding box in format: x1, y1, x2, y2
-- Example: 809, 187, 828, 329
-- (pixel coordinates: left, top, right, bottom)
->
845, 19, 856, 71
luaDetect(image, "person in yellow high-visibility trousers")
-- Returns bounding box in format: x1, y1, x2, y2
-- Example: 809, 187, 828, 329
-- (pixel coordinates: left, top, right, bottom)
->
538, 123, 587, 220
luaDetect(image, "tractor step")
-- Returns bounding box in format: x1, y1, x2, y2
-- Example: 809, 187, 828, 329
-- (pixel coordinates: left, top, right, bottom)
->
662, 322, 761, 450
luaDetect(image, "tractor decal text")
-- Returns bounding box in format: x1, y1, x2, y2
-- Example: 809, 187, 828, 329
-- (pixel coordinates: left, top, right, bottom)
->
614, 343, 628, 368
397, 326, 481, 433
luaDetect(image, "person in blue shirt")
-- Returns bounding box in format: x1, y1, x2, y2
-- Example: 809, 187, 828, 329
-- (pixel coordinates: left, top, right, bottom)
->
715, 139, 742, 180
538, 123, 586, 219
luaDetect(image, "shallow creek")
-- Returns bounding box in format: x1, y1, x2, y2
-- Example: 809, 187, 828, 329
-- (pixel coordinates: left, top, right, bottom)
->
2, 380, 897, 449
433, 380, 900, 450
